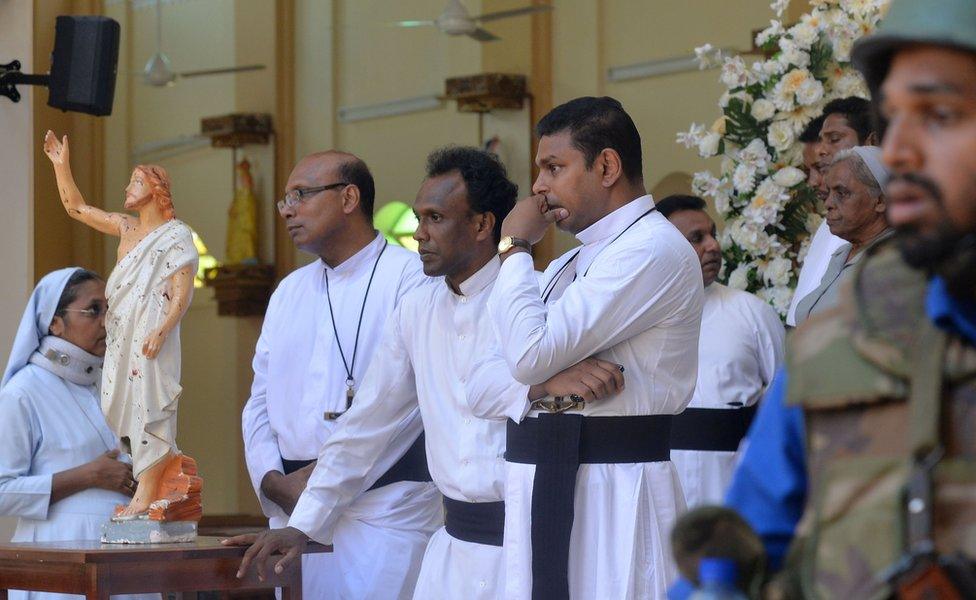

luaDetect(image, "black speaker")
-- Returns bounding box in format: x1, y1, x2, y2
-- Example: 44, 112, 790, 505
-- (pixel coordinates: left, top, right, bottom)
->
48, 15, 120, 117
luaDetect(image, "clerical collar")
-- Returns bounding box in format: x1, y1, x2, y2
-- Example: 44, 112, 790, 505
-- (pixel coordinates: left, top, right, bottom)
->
320, 231, 385, 275
28, 335, 102, 387
575, 195, 655, 245
451, 255, 500, 298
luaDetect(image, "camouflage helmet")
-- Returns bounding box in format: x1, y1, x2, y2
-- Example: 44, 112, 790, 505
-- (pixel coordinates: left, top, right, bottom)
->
852, 0, 976, 93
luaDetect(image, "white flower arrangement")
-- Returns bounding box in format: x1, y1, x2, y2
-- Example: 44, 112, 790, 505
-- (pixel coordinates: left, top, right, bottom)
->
677, 0, 889, 316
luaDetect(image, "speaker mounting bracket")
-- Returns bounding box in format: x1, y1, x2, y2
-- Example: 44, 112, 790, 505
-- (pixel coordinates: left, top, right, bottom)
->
1, 60, 51, 104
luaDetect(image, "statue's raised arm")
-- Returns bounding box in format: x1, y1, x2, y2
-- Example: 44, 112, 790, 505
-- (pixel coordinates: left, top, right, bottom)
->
44, 130, 133, 237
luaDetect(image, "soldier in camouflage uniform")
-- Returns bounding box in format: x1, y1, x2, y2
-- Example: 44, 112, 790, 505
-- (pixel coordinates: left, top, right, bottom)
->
720, 0, 976, 598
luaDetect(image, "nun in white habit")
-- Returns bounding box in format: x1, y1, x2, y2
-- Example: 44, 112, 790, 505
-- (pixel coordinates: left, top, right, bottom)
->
0, 267, 157, 600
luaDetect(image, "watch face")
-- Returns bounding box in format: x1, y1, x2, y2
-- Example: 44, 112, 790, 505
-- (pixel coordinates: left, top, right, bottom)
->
498, 237, 513, 253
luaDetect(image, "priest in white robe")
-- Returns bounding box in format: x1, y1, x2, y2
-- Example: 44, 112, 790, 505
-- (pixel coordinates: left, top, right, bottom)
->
0, 268, 156, 600
656, 195, 785, 508
230, 147, 624, 599
472, 97, 703, 600
241, 152, 441, 599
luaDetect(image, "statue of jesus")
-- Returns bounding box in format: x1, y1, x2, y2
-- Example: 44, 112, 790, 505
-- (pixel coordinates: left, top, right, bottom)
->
44, 130, 199, 518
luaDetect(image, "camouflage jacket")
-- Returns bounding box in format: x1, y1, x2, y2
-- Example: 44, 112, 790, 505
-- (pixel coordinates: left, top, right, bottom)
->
781, 239, 976, 599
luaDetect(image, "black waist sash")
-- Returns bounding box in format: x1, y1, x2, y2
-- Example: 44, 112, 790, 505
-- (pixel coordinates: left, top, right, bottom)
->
281, 432, 431, 492
443, 496, 505, 547
505, 413, 672, 600
669, 405, 757, 452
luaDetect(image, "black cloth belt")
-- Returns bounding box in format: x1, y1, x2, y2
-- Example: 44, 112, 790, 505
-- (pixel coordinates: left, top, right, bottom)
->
669, 405, 757, 452
281, 432, 431, 492
443, 496, 505, 547
505, 413, 672, 600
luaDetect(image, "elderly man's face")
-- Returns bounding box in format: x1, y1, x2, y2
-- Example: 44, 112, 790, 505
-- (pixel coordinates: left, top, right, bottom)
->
880, 45, 976, 268
823, 160, 885, 242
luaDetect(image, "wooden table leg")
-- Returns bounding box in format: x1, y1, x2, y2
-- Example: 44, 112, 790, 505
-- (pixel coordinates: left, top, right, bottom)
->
1, 587, 8, 600
86, 565, 110, 600
280, 561, 303, 600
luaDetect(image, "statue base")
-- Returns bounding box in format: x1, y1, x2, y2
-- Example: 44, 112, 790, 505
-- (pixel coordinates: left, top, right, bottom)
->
104, 453, 204, 543
101, 516, 198, 544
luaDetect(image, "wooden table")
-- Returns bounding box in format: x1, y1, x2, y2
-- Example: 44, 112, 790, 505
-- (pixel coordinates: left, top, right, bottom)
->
0, 536, 330, 600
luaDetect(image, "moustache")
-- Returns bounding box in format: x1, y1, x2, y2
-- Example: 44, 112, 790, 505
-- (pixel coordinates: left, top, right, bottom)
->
886, 172, 945, 205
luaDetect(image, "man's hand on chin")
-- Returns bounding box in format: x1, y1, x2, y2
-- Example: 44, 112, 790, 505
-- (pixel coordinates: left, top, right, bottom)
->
501, 194, 569, 245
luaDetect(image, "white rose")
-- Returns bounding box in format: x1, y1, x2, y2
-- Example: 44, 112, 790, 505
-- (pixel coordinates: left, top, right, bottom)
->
751, 99, 776, 122
755, 178, 789, 209
728, 263, 751, 290
756, 20, 785, 47
771, 79, 796, 112
763, 256, 794, 286
796, 78, 825, 106
733, 163, 758, 194
739, 138, 772, 171
772, 166, 805, 188
778, 39, 811, 69
767, 119, 795, 153
788, 22, 819, 49
759, 285, 794, 316
698, 132, 721, 157
834, 70, 868, 98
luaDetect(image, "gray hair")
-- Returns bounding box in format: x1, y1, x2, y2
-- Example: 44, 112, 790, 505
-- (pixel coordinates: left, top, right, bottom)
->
829, 148, 885, 198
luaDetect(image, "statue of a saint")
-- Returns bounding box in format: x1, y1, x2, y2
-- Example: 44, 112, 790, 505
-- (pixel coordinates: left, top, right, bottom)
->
44, 131, 199, 518
226, 157, 259, 264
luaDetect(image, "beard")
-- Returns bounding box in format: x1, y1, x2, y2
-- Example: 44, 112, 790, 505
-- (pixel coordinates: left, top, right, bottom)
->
891, 173, 976, 300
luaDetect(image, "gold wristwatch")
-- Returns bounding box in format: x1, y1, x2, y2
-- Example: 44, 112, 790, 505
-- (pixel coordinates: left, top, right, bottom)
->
498, 236, 531, 255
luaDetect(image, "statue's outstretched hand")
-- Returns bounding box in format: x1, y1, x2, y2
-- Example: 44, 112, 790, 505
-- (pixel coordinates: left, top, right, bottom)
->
142, 326, 170, 359
43, 130, 69, 166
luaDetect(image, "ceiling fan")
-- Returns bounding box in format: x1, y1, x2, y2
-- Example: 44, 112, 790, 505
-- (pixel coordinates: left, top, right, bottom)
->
140, 0, 265, 87
393, 0, 552, 42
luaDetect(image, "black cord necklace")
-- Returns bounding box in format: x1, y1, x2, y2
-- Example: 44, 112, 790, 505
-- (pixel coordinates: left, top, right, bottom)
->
540, 207, 655, 304
322, 238, 388, 419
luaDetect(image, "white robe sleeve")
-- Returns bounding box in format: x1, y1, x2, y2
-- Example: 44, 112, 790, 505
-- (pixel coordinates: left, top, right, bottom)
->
0, 389, 53, 520
488, 245, 701, 385
288, 305, 425, 544
464, 349, 532, 422
242, 315, 287, 521
750, 300, 787, 400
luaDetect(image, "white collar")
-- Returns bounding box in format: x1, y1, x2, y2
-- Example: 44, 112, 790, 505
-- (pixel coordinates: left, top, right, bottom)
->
452, 255, 500, 297
575, 195, 655, 246
320, 232, 386, 275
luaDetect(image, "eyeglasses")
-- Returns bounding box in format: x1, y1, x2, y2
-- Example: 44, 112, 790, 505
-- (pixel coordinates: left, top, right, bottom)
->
62, 303, 108, 319
277, 182, 350, 213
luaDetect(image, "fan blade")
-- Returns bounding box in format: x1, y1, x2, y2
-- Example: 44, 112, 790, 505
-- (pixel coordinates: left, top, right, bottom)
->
467, 27, 500, 42
474, 4, 552, 22
178, 64, 266, 79
391, 20, 437, 28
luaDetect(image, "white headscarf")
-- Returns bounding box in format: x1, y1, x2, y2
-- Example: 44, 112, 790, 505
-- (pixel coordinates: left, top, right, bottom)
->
851, 145, 890, 188
1, 267, 80, 388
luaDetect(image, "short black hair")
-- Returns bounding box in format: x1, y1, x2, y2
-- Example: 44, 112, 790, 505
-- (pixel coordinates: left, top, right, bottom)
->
822, 97, 875, 143
54, 269, 102, 319
536, 96, 644, 183
425, 146, 518, 243
336, 157, 376, 221
799, 115, 825, 143
656, 194, 707, 219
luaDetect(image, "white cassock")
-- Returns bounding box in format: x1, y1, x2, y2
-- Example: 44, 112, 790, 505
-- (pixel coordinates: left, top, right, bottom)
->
242, 233, 442, 600
289, 256, 512, 600
0, 350, 156, 600
669, 283, 785, 508
472, 195, 704, 600
785, 220, 846, 326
